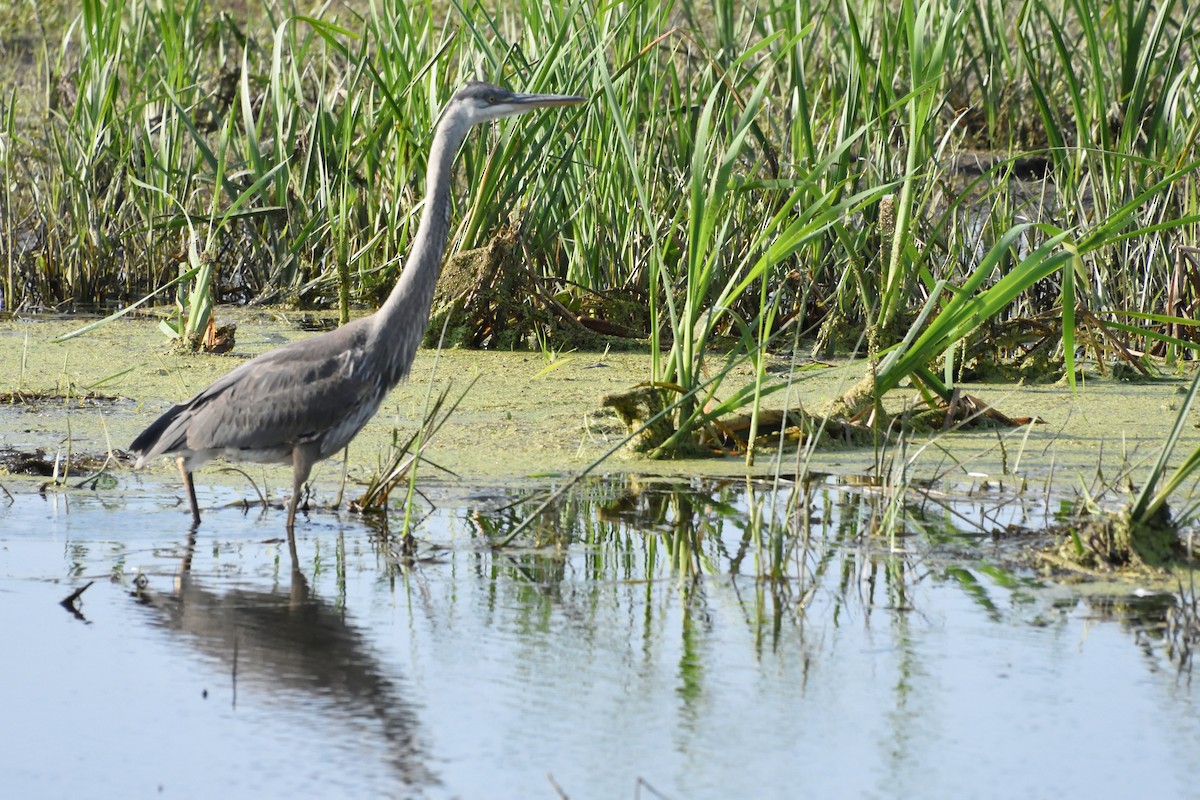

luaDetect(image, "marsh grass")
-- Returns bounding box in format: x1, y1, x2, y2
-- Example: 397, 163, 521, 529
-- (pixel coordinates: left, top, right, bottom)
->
2, 0, 1199, 490
354, 374, 478, 521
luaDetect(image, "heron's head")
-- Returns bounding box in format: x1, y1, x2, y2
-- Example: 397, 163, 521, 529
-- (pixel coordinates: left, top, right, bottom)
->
447, 81, 586, 127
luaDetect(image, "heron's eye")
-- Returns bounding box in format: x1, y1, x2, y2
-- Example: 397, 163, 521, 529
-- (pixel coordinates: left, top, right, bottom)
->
487, 93, 498, 104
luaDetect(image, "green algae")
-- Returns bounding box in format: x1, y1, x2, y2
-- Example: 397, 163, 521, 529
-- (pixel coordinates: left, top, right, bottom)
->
2, 310, 1199, 509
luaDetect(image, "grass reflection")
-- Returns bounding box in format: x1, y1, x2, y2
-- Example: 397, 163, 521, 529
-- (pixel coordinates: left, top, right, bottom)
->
462, 474, 1036, 653
451, 470, 1199, 674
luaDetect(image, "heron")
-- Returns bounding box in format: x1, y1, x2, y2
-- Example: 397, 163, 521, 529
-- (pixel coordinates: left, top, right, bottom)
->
130, 82, 585, 530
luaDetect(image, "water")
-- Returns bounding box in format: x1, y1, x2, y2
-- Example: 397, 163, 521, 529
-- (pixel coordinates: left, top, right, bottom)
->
2, 477, 1197, 798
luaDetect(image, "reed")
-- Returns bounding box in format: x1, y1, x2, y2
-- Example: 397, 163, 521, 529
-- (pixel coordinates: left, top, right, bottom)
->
2, 0, 1197, 466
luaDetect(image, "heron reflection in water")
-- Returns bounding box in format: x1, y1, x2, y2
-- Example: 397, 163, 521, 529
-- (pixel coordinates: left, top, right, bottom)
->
134, 532, 434, 790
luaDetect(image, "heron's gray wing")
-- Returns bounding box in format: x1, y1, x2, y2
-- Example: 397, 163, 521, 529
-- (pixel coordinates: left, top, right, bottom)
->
189, 321, 382, 452
131, 321, 384, 464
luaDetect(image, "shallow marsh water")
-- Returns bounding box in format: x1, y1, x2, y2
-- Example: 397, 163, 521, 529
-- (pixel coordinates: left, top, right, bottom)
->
2, 476, 1199, 798
3, 313, 1200, 797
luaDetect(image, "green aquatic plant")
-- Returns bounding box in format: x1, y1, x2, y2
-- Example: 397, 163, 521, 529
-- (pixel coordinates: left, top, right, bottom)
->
354, 374, 478, 525
1051, 369, 1200, 570
1126, 368, 1200, 543
873, 0, 968, 349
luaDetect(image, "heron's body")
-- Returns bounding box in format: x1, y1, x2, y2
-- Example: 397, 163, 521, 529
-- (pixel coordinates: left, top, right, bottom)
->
132, 315, 382, 470
130, 82, 584, 529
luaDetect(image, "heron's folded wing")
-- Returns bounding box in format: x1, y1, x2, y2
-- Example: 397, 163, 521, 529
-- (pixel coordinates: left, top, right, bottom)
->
182, 324, 380, 453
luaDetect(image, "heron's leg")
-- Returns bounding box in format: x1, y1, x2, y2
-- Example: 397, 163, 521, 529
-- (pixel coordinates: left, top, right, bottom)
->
287, 444, 319, 531
285, 531, 309, 608
175, 529, 198, 594
177, 456, 201, 526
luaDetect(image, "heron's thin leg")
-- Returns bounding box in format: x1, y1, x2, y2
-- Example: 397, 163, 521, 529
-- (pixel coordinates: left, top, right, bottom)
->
177, 456, 201, 526
175, 529, 198, 594
286, 491, 299, 532
287, 444, 318, 531
286, 532, 309, 608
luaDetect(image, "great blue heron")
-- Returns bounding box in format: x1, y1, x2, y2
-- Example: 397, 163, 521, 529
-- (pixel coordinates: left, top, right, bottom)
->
130, 82, 585, 529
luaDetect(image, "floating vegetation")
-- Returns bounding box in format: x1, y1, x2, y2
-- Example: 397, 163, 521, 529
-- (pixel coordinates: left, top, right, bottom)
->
0, 390, 122, 409
1054, 505, 1182, 571
0, 445, 115, 479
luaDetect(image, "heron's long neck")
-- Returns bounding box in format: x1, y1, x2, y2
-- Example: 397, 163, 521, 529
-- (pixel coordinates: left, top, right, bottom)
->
374, 118, 469, 385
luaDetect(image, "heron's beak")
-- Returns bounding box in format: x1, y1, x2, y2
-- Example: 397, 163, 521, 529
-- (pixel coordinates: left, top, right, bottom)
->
510, 92, 588, 109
